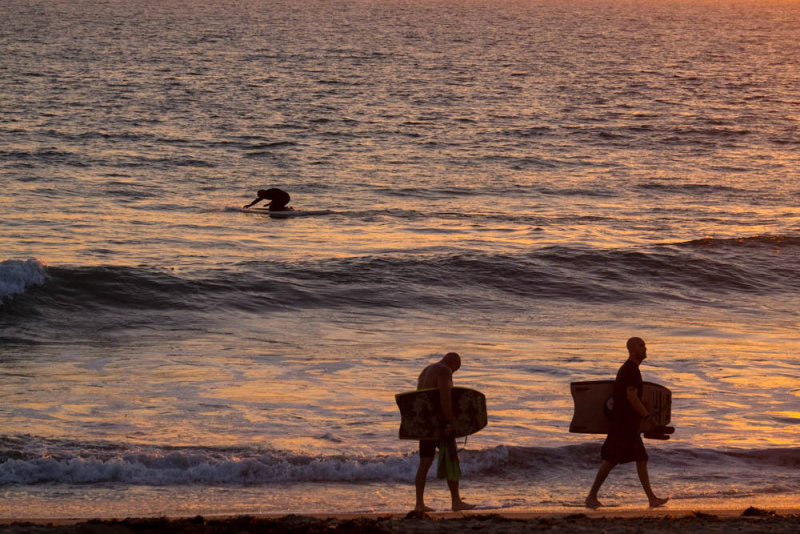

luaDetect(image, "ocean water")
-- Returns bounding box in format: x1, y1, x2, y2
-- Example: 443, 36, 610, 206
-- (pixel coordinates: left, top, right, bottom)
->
1, 0, 799, 518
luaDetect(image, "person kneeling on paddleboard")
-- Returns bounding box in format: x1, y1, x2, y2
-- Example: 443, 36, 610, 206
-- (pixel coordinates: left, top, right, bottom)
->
243, 188, 291, 211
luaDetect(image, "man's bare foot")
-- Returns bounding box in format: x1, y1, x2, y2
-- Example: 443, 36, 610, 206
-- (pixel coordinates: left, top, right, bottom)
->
414, 504, 435, 512
585, 496, 602, 509
649, 496, 669, 508
452, 501, 476, 511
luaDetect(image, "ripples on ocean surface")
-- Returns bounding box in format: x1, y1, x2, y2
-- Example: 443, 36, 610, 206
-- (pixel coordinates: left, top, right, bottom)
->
0, 0, 798, 518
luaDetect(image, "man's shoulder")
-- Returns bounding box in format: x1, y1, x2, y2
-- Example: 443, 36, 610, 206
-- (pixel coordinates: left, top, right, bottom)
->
417, 362, 452, 388
420, 362, 452, 377
616, 359, 642, 383
424, 362, 451, 376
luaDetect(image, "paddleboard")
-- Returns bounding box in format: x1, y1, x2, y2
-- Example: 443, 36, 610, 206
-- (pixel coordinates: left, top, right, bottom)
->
569, 380, 672, 436
239, 207, 333, 218
395, 387, 488, 440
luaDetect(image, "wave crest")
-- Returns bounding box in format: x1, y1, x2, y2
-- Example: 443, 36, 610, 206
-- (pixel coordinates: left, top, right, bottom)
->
3, 238, 799, 323
0, 258, 48, 304
678, 235, 800, 249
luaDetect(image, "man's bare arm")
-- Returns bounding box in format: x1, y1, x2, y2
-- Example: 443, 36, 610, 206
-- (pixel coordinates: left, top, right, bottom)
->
626, 386, 649, 418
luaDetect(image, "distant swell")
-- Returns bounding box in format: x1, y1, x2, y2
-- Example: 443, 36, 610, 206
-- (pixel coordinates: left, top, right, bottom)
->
677, 235, 800, 250
638, 182, 743, 195
1, 238, 798, 326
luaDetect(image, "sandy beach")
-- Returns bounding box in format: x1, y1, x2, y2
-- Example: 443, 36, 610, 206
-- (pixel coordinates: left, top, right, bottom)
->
1, 508, 799, 533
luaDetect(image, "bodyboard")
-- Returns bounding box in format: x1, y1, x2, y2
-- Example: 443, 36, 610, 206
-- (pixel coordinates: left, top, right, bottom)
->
395, 387, 487, 440
569, 380, 671, 435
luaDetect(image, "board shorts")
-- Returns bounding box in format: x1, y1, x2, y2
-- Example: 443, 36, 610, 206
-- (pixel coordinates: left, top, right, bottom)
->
420, 437, 459, 459
419, 440, 439, 459
600, 431, 648, 464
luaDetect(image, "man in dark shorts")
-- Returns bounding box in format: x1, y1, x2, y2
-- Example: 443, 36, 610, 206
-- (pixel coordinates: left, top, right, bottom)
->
243, 188, 291, 211
414, 352, 475, 512
585, 337, 669, 509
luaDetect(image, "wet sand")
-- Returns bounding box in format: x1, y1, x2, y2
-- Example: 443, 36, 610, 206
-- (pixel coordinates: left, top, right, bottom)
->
1, 507, 798, 533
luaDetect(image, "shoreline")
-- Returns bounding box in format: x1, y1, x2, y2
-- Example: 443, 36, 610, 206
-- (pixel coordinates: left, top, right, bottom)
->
2, 507, 798, 533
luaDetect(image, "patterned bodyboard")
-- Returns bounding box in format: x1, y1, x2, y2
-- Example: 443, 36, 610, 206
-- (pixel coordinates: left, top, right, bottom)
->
569, 380, 671, 434
396, 387, 488, 440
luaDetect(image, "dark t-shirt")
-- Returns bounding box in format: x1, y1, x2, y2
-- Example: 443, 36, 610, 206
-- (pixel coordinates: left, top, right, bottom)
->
601, 359, 647, 463
611, 359, 643, 431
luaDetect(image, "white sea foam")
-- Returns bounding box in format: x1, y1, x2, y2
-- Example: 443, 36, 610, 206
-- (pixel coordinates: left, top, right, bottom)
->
2, 441, 796, 487
0, 449, 416, 485
0, 258, 47, 303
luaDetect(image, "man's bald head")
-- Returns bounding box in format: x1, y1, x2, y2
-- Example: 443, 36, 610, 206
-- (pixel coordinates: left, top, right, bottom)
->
442, 352, 461, 372
626, 337, 647, 363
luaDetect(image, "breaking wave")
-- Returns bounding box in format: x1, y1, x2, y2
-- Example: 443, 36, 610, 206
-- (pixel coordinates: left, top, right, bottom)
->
1, 436, 796, 486
0, 259, 48, 304
2, 236, 797, 318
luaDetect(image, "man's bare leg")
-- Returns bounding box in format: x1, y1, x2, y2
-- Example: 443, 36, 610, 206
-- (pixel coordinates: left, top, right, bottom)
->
585, 460, 615, 509
414, 457, 435, 512
636, 460, 669, 508
447, 479, 476, 511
